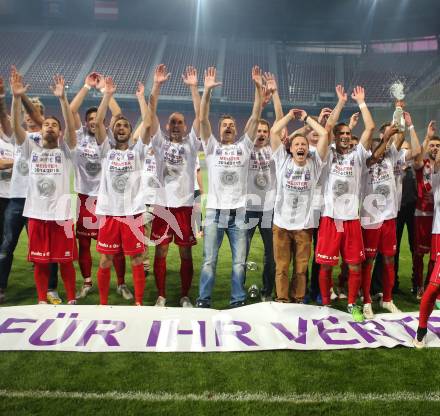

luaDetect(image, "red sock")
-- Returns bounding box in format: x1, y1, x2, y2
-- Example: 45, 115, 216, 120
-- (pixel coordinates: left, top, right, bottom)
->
419, 283, 440, 328
348, 268, 361, 305
113, 253, 126, 286
132, 263, 145, 305
34, 263, 50, 302
60, 262, 76, 302
319, 268, 332, 305
361, 262, 373, 304
382, 262, 395, 302
78, 236, 92, 279
413, 254, 424, 287
180, 258, 193, 297
154, 256, 167, 297
97, 267, 111, 305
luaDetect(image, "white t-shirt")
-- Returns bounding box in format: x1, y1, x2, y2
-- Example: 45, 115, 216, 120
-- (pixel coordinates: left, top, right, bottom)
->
307, 144, 325, 228
10, 132, 42, 198
273, 145, 323, 230
194, 156, 200, 192
71, 127, 103, 197
0, 135, 14, 198
95, 138, 147, 216
246, 145, 276, 212
432, 171, 440, 234
22, 139, 73, 221
361, 144, 401, 227
202, 134, 254, 210
152, 127, 200, 208
322, 143, 370, 221
142, 143, 160, 205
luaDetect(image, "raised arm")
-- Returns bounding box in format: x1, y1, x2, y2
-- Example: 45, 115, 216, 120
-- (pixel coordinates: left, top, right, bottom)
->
149, 64, 171, 135
351, 86, 375, 150
271, 109, 298, 152
348, 112, 360, 131
132, 81, 148, 140
325, 85, 347, 144
200, 67, 222, 143
402, 111, 421, 161
414, 120, 435, 169
70, 72, 99, 129
95, 77, 116, 145
9, 68, 29, 145
265, 72, 283, 122
0, 77, 12, 138
366, 126, 399, 168
50, 75, 76, 150
244, 66, 264, 140
96, 74, 122, 130
306, 113, 329, 160
182, 66, 201, 136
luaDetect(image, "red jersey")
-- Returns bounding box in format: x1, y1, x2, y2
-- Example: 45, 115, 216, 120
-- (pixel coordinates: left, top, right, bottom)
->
415, 158, 434, 215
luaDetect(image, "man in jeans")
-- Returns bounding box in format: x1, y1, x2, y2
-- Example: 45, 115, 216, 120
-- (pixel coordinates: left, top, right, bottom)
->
196, 66, 263, 308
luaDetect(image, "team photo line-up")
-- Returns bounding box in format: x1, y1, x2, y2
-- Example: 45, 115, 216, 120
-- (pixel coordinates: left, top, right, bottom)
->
0, 63, 439, 348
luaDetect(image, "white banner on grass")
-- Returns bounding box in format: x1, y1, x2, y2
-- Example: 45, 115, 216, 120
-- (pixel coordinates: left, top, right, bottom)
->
0, 303, 438, 352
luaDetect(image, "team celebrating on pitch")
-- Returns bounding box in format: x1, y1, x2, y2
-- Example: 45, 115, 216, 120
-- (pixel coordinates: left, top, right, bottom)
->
0, 63, 439, 348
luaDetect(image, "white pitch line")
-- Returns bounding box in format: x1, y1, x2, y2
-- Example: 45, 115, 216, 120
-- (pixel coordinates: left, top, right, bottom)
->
0, 390, 439, 403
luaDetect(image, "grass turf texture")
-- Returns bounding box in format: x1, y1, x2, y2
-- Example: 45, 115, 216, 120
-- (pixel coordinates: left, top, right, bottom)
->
0, 168, 438, 415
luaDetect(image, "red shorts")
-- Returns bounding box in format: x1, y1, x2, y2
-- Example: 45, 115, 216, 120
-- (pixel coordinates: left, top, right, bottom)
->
431, 234, 440, 261
76, 194, 99, 239
28, 219, 78, 263
316, 216, 365, 266
97, 214, 145, 255
150, 206, 197, 247
362, 219, 397, 258
415, 215, 433, 255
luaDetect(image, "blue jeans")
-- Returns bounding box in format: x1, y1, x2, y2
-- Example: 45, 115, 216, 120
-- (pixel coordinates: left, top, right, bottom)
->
0, 198, 27, 289
245, 210, 275, 297
0, 198, 58, 290
198, 208, 248, 306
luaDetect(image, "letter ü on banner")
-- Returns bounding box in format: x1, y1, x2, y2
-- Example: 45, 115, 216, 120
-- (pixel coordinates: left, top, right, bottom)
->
0, 304, 438, 352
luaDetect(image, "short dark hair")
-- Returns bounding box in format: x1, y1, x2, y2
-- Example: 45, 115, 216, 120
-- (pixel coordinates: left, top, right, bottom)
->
85, 107, 98, 122
429, 135, 440, 142
379, 122, 391, 134
258, 119, 270, 129
333, 122, 350, 136
351, 135, 359, 142
218, 114, 236, 131
44, 115, 61, 129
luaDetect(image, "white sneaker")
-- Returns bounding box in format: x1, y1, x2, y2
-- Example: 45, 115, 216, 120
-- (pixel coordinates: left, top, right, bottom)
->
413, 336, 426, 349
38, 301, 48, 305
67, 299, 77, 305
180, 296, 193, 308
330, 287, 338, 301
155, 296, 166, 307
117, 284, 134, 300
47, 290, 62, 305
363, 303, 374, 319
380, 300, 401, 313
372, 292, 383, 302
76, 284, 93, 299
338, 288, 347, 300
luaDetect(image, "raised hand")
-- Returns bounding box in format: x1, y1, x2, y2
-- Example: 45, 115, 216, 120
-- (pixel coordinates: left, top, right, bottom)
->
203, 67, 222, 90
383, 125, 400, 141
182, 66, 198, 87
351, 86, 365, 103
335, 85, 348, 103
264, 72, 278, 93
318, 107, 333, 125
135, 81, 145, 99
96, 73, 105, 90
252, 66, 263, 88
403, 111, 413, 127
349, 112, 360, 129
289, 108, 307, 121
154, 64, 171, 85
427, 120, 436, 138
85, 72, 99, 88
9, 66, 29, 97
103, 77, 116, 95
49, 74, 65, 98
